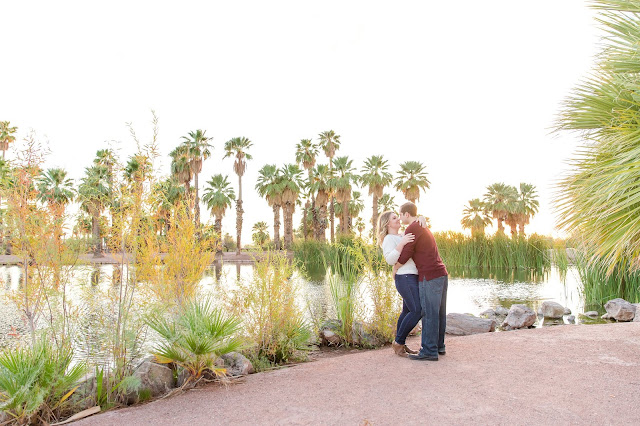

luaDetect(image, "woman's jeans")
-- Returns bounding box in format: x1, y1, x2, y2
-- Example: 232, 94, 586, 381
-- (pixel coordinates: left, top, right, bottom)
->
418, 274, 448, 357
394, 274, 421, 345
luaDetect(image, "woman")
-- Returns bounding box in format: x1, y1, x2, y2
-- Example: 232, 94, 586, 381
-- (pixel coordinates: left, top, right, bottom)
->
378, 210, 421, 357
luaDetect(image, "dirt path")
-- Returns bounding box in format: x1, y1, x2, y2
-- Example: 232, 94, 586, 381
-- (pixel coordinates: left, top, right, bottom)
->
76, 323, 640, 425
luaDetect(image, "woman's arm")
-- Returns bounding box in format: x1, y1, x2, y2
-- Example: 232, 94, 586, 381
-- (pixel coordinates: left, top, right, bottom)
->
382, 234, 415, 265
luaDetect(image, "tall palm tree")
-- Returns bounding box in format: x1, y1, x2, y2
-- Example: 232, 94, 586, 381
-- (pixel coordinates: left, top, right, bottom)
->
318, 130, 341, 243
279, 164, 303, 250
335, 190, 364, 234
484, 183, 518, 235
94, 149, 117, 227
309, 164, 331, 241
251, 221, 270, 249
331, 156, 358, 235
77, 165, 111, 257
182, 129, 213, 227
515, 183, 539, 236
461, 198, 492, 238
0, 121, 17, 160
170, 144, 193, 197
295, 139, 319, 240
36, 168, 75, 240
361, 155, 393, 243
202, 174, 236, 246
255, 164, 283, 250
395, 161, 430, 204
151, 177, 185, 236
124, 154, 151, 190
224, 137, 253, 255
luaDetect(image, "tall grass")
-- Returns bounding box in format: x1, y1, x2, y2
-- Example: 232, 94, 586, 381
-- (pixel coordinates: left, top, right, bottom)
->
575, 250, 640, 307
434, 232, 551, 270
227, 251, 311, 367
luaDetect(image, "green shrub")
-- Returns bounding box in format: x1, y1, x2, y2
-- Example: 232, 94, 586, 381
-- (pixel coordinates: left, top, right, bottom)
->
0, 339, 86, 424
145, 297, 243, 386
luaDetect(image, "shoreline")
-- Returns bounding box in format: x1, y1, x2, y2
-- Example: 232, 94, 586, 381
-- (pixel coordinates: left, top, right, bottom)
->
0, 251, 294, 266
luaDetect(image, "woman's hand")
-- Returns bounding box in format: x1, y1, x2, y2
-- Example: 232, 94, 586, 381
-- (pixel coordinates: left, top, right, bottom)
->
392, 263, 400, 276
417, 215, 428, 228
400, 232, 415, 246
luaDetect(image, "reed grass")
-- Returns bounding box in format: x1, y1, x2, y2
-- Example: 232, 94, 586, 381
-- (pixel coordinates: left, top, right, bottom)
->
575, 250, 640, 307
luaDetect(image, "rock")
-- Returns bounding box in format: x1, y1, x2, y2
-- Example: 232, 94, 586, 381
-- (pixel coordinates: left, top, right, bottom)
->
542, 318, 565, 327
352, 321, 383, 348
584, 311, 599, 318
604, 298, 636, 322
127, 360, 173, 404
176, 367, 190, 388
321, 329, 341, 346
634, 304, 640, 322
495, 306, 509, 316
446, 313, 496, 335
564, 307, 572, 315
71, 373, 97, 409
601, 313, 612, 320
541, 301, 565, 319
567, 315, 575, 323
479, 309, 496, 319
220, 352, 254, 376
502, 304, 537, 330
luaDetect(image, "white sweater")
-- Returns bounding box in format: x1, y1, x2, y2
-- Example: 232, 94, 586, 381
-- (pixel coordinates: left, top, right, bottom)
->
381, 234, 418, 275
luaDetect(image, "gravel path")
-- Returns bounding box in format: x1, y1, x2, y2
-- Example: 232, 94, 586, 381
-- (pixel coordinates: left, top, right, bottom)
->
75, 322, 640, 425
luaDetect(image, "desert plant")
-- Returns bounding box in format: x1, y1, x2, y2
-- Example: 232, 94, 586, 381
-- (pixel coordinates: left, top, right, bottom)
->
0, 339, 86, 424
146, 297, 243, 386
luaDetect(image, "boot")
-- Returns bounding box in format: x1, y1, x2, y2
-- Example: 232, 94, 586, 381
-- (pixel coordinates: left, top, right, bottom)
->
392, 341, 408, 357
404, 345, 418, 355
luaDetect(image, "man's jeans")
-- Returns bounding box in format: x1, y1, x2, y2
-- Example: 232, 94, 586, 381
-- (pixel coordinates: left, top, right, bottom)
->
394, 274, 421, 345
418, 275, 448, 357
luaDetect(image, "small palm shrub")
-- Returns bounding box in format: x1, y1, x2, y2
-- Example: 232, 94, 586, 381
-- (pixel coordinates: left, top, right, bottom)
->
0, 339, 86, 424
145, 298, 243, 386
230, 251, 312, 367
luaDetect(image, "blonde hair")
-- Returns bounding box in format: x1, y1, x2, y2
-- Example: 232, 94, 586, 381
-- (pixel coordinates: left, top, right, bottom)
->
377, 210, 395, 247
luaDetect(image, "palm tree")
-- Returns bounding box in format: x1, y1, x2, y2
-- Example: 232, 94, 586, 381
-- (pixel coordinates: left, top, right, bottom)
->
378, 193, 396, 213
36, 168, 75, 243
251, 221, 270, 249
355, 217, 366, 238
279, 164, 303, 250
318, 130, 341, 242
224, 137, 253, 255
0, 121, 18, 159
170, 144, 193, 197
461, 198, 492, 238
94, 149, 117, 227
151, 177, 185, 236
256, 164, 284, 250
336, 190, 364, 234
124, 154, 151, 190
484, 183, 518, 235
331, 156, 358, 235
361, 155, 393, 243
309, 164, 331, 241
77, 165, 111, 257
555, 1, 640, 274
515, 183, 539, 236
202, 174, 236, 251
395, 161, 430, 204
182, 130, 213, 227
295, 139, 319, 241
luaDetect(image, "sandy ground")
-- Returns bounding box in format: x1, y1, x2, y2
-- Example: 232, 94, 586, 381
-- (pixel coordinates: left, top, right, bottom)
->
74, 322, 640, 425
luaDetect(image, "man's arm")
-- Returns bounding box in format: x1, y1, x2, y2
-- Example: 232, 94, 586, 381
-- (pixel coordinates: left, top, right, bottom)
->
398, 223, 420, 265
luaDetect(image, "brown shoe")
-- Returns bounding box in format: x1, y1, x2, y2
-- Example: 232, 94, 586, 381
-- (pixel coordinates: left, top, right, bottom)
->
404, 345, 418, 355
392, 341, 408, 357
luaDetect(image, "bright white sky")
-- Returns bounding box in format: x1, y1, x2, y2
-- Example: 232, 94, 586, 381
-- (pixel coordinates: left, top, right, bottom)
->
1, 1, 600, 243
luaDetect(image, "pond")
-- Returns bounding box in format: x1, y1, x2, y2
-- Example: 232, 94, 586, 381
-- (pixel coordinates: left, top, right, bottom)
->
0, 262, 600, 346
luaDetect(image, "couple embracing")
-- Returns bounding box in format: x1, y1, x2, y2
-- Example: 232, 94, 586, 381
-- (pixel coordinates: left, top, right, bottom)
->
378, 202, 448, 361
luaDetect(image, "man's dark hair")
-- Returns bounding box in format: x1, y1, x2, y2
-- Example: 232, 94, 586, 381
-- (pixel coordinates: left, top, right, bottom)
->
399, 202, 417, 217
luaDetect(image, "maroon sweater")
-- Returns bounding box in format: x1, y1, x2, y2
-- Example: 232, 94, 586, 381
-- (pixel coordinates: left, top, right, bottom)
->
398, 221, 448, 282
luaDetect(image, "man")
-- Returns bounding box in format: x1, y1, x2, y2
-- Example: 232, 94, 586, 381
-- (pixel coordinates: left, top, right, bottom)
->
396, 202, 448, 361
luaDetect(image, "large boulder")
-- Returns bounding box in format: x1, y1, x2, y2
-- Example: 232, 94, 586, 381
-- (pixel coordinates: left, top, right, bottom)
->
541, 301, 565, 319
127, 360, 173, 404
220, 352, 254, 376
502, 304, 537, 330
446, 313, 495, 335
604, 298, 636, 322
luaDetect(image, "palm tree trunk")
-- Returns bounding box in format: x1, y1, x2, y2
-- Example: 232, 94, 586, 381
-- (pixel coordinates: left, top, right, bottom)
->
194, 171, 200, 228
215, 216, 222, 254
330, 197, 335, 242
316, 203, 327, 241
372, 195, 379, 242
303, 200, 309, 241
283, 203, 292, 250
273, 204, 281, 250
342, 201, 349, 235
497, 218, 504, 234
236, 175, 243, 255
92, 214, 102, 257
